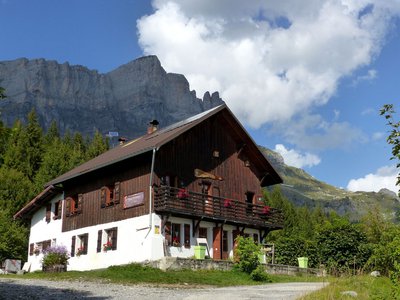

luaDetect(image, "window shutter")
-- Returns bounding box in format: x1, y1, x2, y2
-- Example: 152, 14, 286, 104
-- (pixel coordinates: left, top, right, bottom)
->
45, 203, 51, 223
83, 233, 89, 254
165, 222, 171, 245
71, 236, 76, 257
184, 224, 190, 248
65, 198, 71, 217
114, 182, 120, 204
97, 230, 102, 253
57, 200, 62, 219
29, 243, 34, 256
100, 187, 106, 208
111, 227, 118, 250
77, 194, 83, 213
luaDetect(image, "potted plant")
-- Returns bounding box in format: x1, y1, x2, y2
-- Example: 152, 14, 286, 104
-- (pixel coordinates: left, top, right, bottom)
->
103, 241, 112, 252
224, 199, 232, 208
76, 246, 85, 257
42, 245, 69, 272
172, 237, 181, 247
177, 188, 189, 199
262, 205, 271, 215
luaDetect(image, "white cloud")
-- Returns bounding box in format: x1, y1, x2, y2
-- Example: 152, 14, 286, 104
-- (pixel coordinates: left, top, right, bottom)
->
347, 165, 399, 194
137, 0, 400, 129
352, 69, 378, 85
372, 131, 385, 141
271, 113, 367, 150
274, 144, 321, 168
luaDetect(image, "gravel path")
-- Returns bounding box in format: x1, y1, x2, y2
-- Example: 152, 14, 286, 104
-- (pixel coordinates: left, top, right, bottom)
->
0, 278, 327, 300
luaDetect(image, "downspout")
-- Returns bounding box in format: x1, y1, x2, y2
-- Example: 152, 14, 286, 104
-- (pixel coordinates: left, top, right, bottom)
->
143, 147, 158, 239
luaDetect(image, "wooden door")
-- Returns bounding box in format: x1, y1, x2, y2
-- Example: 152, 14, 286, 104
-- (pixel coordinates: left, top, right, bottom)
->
213, 227, 222, 260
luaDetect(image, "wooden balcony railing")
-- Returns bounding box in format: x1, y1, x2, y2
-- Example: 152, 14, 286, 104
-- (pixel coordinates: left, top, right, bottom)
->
153, 186, 284, 230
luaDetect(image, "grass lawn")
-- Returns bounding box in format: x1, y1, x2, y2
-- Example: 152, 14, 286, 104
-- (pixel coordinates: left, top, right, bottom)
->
0, 263, 324, 287
300, 275, 392, 299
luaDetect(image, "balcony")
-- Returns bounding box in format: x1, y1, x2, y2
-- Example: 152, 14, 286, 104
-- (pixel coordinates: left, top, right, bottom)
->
153, 186, 284, 230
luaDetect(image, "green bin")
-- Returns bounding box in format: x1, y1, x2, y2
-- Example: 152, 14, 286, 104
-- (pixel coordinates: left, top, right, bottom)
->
298, 257, 308, 268
194, 246, 206, 259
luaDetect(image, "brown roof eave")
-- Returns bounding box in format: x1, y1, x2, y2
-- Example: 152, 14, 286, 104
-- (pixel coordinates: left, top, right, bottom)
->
13, 185, 62, 220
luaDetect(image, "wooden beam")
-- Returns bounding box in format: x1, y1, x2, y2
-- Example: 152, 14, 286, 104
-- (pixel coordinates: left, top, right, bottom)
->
192, 218, 202, 237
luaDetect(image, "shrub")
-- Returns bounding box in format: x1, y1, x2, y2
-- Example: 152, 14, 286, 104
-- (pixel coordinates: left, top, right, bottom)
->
234, 236, 261, 274
42, 245, 69, 268
250, 265, 272, 282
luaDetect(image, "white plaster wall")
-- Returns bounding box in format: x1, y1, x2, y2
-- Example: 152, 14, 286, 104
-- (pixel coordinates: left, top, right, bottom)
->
27, 200, 263, 272
27, 194, 64, 272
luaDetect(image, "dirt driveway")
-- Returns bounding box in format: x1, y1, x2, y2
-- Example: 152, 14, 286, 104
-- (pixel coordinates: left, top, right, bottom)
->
0, 278, 327, 299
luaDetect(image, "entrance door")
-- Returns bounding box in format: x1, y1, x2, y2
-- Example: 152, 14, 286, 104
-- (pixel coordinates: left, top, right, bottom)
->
213, 227, 222, 260
245, 192, 254, 215
222, 230, 229, 260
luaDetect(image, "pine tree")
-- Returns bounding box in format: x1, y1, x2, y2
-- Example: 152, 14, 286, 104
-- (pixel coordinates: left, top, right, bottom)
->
86, 130, 109, 160
24, 109, 44, 180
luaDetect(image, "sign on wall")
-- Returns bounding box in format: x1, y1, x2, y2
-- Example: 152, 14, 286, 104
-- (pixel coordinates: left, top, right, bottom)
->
123, 192, 144, 209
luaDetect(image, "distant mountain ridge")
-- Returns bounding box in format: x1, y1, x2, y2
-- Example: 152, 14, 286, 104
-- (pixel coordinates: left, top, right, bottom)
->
261, 146, 400, 221
0, 56, 223, 138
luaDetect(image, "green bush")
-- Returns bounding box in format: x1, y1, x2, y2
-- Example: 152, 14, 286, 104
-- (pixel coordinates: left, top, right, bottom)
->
250, 265, 272, 282
234, 236, 261, 274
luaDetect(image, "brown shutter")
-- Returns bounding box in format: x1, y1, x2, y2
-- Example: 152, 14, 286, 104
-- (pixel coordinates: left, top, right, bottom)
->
165, 222, 171, 245
77, 194, 83, 213
111, 227, 118, 250
114, 182, 120, 204
184, 224, 190, 248
57, 200, 62, 219
71, 236, 76, 257
100, 187, 106, 208
65, 198, 71, 217
45, 203, 51, 222
97, 230, 102, 252
29, 243, 34, 256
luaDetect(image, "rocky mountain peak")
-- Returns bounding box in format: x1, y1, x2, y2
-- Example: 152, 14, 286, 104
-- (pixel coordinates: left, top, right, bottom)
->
0, 55, 224, 138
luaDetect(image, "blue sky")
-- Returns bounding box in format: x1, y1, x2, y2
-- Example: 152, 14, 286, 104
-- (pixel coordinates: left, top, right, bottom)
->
1, 0, 399, 193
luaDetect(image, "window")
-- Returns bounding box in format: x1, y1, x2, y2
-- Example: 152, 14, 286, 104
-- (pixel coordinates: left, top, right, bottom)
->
100, 182, 120, 208
105, 227, 118, 251
42, 240, 51, 251
165, 222, 182, 247
199, 227, 207, 239
184, 224, 190, 248
171, 223, 181, 247
253, 233, 259, 244
53, 200, 62, 220
77, 233, 88, 256
45, 203, 51, 223
29, 243, 34, 256
65, 194, 82, 217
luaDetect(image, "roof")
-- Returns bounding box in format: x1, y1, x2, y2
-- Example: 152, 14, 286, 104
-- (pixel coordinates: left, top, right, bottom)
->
47, 104, 282, 186
13, 185, 62, 220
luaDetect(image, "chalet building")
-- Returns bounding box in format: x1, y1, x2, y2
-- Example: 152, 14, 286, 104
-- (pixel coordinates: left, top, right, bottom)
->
14, 104, 284, 272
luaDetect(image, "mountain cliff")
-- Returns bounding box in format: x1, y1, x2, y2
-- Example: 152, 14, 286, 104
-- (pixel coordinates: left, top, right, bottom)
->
0, 56, 223, 137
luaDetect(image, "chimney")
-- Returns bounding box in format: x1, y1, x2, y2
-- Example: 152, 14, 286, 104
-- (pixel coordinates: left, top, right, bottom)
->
118, 137, 127, 145
147, 120, 159, 134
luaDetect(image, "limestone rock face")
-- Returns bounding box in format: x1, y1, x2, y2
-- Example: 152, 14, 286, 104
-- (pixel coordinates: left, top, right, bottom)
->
0, 55, 224, 137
